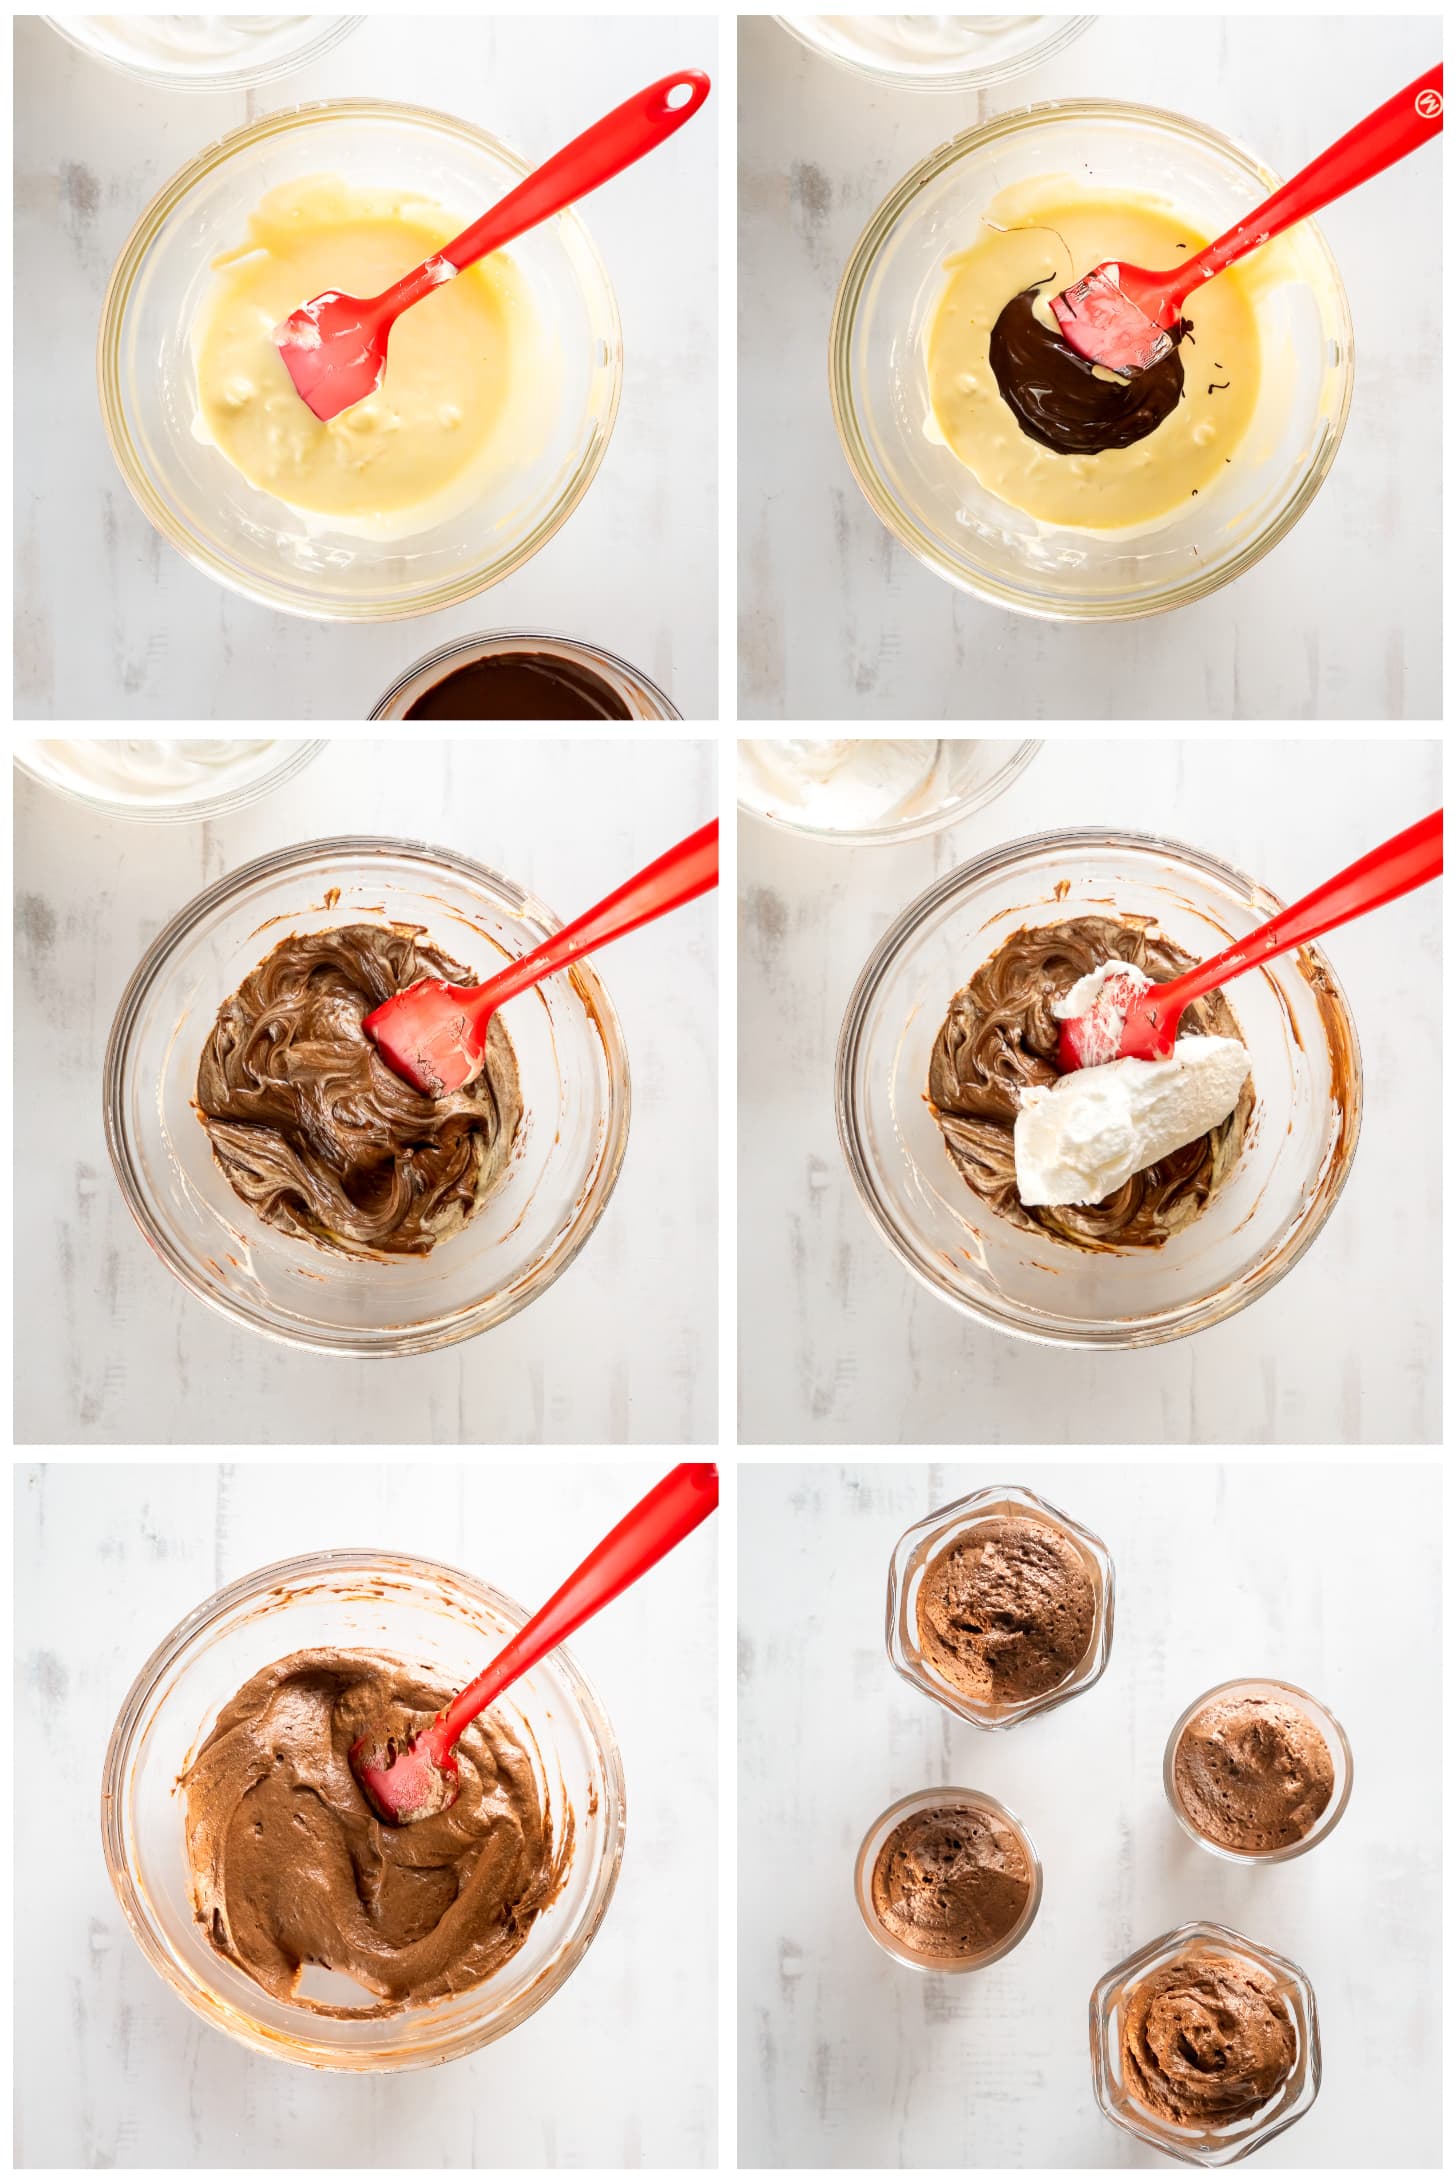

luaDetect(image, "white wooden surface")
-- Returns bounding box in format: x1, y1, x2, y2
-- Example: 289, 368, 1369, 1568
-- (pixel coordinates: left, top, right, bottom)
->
14, 736, 718, 1445
13, 13, 718, 721
15, 1459, 717, 2168
738, 1460, 1441, 2168
738, 738, 1441, 1445
737, 14, 1440, 721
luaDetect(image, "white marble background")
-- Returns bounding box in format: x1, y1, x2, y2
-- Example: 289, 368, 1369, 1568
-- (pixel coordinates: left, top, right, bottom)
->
738, 737, 1441, 1445
738, 14, 1441, 720
15, 1459, 717, 2167
738, 1460, 1441, 2168
14, 737, 717, 1445
14, 13, 718, 720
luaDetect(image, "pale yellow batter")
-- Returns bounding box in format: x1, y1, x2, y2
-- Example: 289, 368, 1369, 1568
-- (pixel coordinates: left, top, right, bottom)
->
192, 176, 540, 539
927, 181, 1262, 530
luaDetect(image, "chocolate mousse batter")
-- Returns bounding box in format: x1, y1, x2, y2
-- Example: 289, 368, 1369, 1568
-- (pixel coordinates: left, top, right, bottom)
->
1121, 1952, 1297, 2127
403, 654, 632, 720
989, 284, 1188, 455
917, 1514, 1095, 1705
1174, 1694, 1335, 1853
871, 1803, 1032, 1962
927, 915, 1252, 1250
184, 1648, 567, 2016
197, 923, 522, 1258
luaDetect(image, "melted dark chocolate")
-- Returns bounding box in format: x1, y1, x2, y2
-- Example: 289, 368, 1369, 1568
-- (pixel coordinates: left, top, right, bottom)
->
989, 285, 1188, 455
403, 654, 632, 722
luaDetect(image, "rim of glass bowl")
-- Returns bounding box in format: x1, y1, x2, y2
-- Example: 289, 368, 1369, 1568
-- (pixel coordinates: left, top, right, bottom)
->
1162, 1676, 1355, 1866
102, 833, 632, 1356
45, 15, 364, 88
370, 630, 682, 721
97, 100, 625, 623
99, 1547, 628, 2071
774, 15, 1094, 90
13, 739, 328, 822
829, 98, 1355, 622
738, 737, 1041, 844
835, 825, 1364, 1349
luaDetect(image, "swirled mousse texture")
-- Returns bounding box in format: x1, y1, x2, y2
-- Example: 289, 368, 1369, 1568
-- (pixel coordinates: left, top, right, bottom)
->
184, 1648, 567, 2016
1174, 1694, 1335, 1854
927, 915, 1252, 1250
1121, 1952, 1297, 2126
871, 1803, 1032, 1961
196, 923, 522, 1259
917, 1513, 1095, 1704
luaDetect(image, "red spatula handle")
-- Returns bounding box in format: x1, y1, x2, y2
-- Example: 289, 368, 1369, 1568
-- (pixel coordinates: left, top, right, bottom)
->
462, 818, 718, 1022
433, 1464, 719, 1755
1165, 64, 1443, 310
445, 69, 709, 279
1154, 809, 1443, 1021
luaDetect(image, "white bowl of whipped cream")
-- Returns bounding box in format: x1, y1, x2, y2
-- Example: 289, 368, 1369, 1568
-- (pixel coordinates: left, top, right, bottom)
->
738, 737, 1039, 843
15, 738, 325, 821
775, 16, 1092, 89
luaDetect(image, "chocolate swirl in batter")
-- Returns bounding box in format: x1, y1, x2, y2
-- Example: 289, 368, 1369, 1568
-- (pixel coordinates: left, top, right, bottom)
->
928, 915, 1252, 1251
196, 923, 522, 1259
184, 1648, 568, 2016
989, 284, 1187, 455
1121, 1952, 1297, 2127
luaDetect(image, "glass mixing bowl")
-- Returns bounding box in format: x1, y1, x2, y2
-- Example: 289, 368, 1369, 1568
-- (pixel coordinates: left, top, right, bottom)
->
98, 101, 622, 620
737, 736, 1038, 842
371, 632, 681, 721
776, 15, 1092, 90
101, 1550, 626, 2070
831, 101, 1353, 618
13, 737, 325, 822
104, 836, 630, 1355
837, 829, 1362, 1348
45, 15, 361, 89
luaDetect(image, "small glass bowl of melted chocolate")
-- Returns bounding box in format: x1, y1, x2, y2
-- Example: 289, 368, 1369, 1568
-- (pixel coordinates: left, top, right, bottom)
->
101, 1549, 625, 2067
371, 633, 680, 722
836, 828, 1361, 1347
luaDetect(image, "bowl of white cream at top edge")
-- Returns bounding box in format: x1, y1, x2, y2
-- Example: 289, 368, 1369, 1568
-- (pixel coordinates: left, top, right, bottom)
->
835, 829, 1362, 1348
774, 16, 1092, 89
737, 739, 1040, 843
43, 17, 362, 90
98, 101, 622, 622
830, 101, 1353, 620
14, 740, 326, 821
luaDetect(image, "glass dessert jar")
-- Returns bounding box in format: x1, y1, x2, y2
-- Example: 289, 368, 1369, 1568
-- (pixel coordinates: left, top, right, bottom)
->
103, 836, 630, 1355
101, 1549, 625, 2070
1164, 1677, 1354, 1865
13, 737, 325, 822
45, 15, 361, 88
854, 1787, 1042, 1971
830, 101, 1352, 618
775, 15, 1092, 91
836, 828, 1361, 1348
371, 632, 681, 721
887, 1484, 1113, 1729
1091, 1922, 1320, 2165
737, 737, 1039, 843
98, 102, 621, 620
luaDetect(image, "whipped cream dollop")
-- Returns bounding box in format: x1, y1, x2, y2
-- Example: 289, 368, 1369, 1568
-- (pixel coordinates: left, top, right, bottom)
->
1015, 1036, 1252, 1208
739, 739, 939, 829
18, 738, 288, 811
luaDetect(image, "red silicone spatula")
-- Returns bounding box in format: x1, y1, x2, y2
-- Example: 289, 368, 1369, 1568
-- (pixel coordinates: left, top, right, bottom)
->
1057, 809, 1443, 1073
276, 68, 711, 421
1049, 63, 1443, 377
365, 818, 718, 1096
351, 1463, 718, 1825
